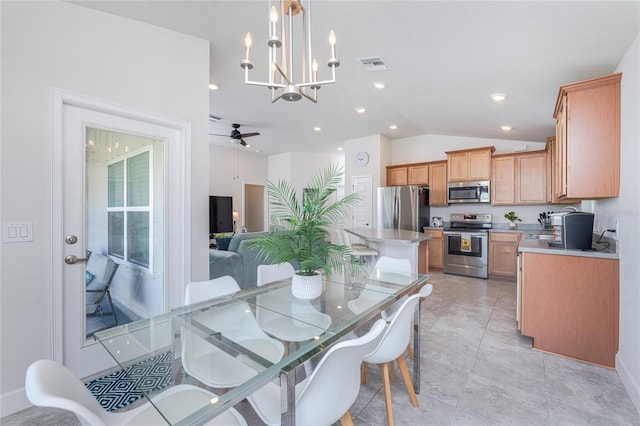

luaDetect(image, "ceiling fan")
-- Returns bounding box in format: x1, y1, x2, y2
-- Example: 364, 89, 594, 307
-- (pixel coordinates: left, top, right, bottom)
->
209, 123, 260, 147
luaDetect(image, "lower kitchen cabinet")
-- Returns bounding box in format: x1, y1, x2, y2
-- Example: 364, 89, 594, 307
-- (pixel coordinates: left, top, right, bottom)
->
519, 252, 619, 368
488, 232, 520, 278
424, 229, 443, 269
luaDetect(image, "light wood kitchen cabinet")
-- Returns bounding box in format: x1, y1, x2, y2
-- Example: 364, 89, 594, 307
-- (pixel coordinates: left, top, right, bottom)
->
424, 229, 443, 269
516, 152, 546, 204
491, 151, 546, 205
446, 146, 495, 182
553, 73, 621, 199
428, 161, 447, 206
488, 232, 520, 278
491, 155, 516, 204
387, 166, 407, 186
520, 252, 619, 368
408, 164, 429, 185
545, 137, 581, 205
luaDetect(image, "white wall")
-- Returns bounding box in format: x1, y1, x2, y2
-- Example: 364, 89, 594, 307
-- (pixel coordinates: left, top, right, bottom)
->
0, 1, 209, 415
594, 33, 640, 413
392, 134, 547, 164
209, 144, 268, 228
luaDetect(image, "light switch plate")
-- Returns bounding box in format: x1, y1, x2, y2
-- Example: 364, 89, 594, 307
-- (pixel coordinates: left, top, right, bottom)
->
3, 222, 33, 243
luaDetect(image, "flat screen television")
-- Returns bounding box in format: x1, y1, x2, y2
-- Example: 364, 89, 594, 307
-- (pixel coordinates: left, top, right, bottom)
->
209, 196, 233, 235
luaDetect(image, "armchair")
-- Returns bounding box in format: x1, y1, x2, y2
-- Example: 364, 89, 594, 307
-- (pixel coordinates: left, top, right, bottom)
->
85, 251, 119, 326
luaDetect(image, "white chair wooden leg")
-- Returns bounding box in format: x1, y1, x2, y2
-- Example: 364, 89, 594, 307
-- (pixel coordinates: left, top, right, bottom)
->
396, 355, 419, 408
379, 363, 395, 426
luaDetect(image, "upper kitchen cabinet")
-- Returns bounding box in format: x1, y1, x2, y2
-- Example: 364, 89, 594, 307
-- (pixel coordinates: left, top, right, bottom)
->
387, 165, 408, 186
407, 164, 429, 185
553, 73, 621, 199
428, 161, 448, 206
545, 137, 581, 204
446, 146, 495, 182
492, 151, 547, 205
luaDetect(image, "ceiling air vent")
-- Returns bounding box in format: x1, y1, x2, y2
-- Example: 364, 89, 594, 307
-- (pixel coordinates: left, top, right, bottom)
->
358, 57, 390, 71
208, 114, 222, 122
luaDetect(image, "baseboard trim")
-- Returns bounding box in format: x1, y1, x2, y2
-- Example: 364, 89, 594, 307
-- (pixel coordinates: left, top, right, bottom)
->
616, 353, 640, 416
0, 386, 31, 418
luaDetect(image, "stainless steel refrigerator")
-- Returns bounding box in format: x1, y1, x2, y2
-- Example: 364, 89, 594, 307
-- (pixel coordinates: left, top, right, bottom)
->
377, 186, 430, 231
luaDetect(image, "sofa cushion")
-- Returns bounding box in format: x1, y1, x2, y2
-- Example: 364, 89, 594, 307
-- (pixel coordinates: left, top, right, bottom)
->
227, 232, 269, 253
209, 249, 243, 285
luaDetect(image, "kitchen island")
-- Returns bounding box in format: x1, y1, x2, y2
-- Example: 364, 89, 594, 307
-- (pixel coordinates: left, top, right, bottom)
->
346, 228, 432, 274
517, 235, 619, 368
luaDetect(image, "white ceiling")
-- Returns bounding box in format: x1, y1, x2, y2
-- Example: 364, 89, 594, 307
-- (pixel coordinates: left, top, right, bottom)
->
72, 1, 639, 155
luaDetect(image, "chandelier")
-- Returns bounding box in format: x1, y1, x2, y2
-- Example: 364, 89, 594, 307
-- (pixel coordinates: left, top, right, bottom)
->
240, 0, 339, 103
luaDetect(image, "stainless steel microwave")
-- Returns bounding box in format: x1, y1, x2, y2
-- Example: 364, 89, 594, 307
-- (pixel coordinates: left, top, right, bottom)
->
447, 181, 490, 203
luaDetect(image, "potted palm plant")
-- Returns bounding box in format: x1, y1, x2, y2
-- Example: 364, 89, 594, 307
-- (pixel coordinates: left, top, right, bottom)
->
247, 164, 361, 299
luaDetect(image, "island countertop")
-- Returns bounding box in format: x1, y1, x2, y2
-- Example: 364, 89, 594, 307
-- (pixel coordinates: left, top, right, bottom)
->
346, 227, 432, 244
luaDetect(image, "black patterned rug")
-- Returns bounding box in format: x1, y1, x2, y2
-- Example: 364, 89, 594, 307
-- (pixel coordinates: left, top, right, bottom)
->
85, 351, 173, 411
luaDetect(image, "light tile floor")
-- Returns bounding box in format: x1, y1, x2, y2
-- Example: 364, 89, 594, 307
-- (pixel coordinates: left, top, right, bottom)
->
3, 272, 639, 425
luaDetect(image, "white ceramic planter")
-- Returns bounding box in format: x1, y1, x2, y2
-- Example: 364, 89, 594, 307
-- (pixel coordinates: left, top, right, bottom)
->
291, 272, 323, 300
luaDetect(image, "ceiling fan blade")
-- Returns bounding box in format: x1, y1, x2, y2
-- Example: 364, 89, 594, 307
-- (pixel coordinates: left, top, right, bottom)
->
239, 132, 260, 138
239, 139, 247, 147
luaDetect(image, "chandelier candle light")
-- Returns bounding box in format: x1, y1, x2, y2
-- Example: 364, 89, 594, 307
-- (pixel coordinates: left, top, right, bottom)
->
240, 0, 339, 103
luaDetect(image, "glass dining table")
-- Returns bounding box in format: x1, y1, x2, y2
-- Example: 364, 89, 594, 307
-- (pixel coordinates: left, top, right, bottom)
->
95, 269, 429, 425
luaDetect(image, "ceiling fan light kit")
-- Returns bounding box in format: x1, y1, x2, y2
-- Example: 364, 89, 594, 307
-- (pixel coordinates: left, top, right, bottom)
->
240, 0, 339, 103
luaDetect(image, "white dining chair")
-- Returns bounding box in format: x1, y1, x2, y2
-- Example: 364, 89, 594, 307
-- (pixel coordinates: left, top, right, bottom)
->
374, 256, 412, 322
25, 359, 247, 426
257, 262, 295, 286
361, 284, 433, 426
183, 275, 285, 389
185, 275, 240, 304
247, 319, 387, 426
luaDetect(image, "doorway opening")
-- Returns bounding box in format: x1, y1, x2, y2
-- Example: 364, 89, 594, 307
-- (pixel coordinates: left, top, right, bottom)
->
244, 184, 266, 232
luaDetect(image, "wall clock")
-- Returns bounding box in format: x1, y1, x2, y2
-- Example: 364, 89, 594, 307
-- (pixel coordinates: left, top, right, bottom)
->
355, 151, 369, 167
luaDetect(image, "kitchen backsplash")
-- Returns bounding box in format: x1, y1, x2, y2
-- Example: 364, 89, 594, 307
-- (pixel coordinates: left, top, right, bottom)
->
430, 203, 580, 226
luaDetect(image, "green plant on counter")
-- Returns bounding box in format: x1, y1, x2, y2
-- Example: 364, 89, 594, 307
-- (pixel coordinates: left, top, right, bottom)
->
504, 211, 522, 223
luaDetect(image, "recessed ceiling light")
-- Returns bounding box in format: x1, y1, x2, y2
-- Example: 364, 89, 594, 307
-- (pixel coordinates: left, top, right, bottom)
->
209, 83, 220, 90
491, 93, 507, 101
501, 125, 512, 131
337, 147, 343, 151
373, 82, 385, 89
389, 124, 398, 130
313, 126, 322, 132
355, 107, 366, 114
255, 149, 262, 153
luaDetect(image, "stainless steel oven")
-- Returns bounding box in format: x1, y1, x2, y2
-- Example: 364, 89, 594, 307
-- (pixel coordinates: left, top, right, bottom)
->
443, 214, 491, 279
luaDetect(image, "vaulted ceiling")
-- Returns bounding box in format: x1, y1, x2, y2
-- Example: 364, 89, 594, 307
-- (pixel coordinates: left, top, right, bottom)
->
73, 1, 639, 155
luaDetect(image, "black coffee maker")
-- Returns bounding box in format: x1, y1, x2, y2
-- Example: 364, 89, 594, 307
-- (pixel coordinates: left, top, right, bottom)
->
547, 212, 594, 249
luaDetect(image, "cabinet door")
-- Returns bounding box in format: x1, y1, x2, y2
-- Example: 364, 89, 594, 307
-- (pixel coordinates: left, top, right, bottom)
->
488, 232, 520, 277
408, 165, 429, 185
555, 96, 568, 198
387, 167, 407, 186
469, 149, 492, 181
424, 230, 443, 269
428, 162, 447, 206
566, 82, 620, 198
516, 153, 546, 204
491, 156, 516, 205
447, 152, 469, 182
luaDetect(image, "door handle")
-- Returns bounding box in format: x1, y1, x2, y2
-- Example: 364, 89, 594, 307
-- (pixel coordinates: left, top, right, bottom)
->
64, 254, 88, 265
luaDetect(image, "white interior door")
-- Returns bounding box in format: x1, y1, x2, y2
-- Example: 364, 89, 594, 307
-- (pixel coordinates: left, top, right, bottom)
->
352, 175, 373, 227
57, 99, 187, 378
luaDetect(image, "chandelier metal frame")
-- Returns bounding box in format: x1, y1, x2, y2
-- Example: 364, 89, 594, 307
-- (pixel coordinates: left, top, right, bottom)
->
240, 0, 339, 103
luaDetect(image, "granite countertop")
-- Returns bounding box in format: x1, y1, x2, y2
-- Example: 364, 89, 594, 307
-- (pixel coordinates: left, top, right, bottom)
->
347, 227, 432, 244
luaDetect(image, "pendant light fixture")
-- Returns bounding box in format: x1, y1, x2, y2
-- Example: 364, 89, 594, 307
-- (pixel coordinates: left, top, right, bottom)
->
240, 0, 339, 103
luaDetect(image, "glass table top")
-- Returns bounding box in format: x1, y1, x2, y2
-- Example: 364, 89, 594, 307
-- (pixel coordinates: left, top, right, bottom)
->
95, 270, 428, 424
